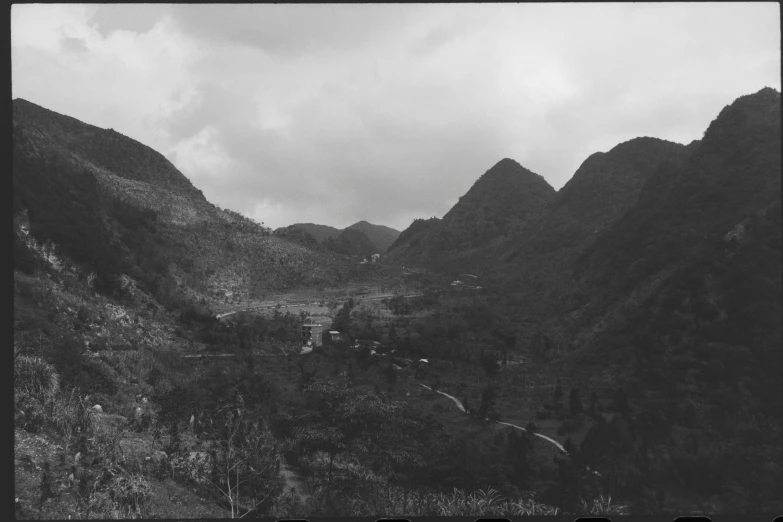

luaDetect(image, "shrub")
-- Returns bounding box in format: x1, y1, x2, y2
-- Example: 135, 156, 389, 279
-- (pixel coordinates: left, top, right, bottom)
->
15, 356, 60, 412
109, 473, 152, 517
15, 356, 61, 432
577, 494, 629, 515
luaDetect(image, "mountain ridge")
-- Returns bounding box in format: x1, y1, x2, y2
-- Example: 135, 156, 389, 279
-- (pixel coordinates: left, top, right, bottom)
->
283, 220, 401, 254
386, 158, 555, 268
12, 98, 356, 302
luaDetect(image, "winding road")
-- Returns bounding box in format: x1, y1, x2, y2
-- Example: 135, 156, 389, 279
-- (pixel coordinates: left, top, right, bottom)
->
417, 384, 567, 454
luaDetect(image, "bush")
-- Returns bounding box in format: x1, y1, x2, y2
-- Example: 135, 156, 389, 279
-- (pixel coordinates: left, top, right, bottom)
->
15, 355, 60, 413
14, 235, 41, 274
92, 472, 152, 518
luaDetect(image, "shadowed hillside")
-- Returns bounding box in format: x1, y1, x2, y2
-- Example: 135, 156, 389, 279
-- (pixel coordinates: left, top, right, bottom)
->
12, 98, 356, 305
284, 221, 401, 253
345, 221, 400, 253
491, 136, 693, 323
324, 228, 378, 257
387, 158, 555, 268
287, 223, 341, 243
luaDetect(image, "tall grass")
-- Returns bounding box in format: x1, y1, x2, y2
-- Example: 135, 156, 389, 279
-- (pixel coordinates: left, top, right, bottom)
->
343, 486, 563, 516
15, 356, 60, 414
577, 493, 629, 515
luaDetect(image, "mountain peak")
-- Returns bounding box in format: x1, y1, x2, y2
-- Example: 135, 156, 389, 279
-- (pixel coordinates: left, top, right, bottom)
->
701, 86, 781, 152
345, 221, 400, 252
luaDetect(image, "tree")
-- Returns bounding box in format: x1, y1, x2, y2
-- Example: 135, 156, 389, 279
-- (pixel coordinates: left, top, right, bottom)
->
190, 405, 280, 518
613, 387, 630, 415
563, 436, 577, 456
388, 323, 398, 345
295, 374, 419, 509
480, 351, 500, 378
508, 429, 535, 487
382, 364, 397, 389
478, 385, 499, 422
589, 391, 599, 414
569, 387, 584, 416
331, 301, 354, 339
553, 379, 564, 402
355, 346, 371, 372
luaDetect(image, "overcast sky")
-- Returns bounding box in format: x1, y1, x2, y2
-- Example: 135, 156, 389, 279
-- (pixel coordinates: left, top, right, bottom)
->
12, 4, 781, 231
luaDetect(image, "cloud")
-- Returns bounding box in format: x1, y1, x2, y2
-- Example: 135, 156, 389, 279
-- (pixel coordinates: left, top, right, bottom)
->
12, 4, 781, 232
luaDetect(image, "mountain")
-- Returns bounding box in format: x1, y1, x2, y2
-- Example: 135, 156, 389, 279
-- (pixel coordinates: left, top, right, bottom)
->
12, 98, 213, 226
549, 88, 782, 511
286, 223, 341, 243
345, 220, 400, 253
272, 226, 321, 250
284, 221, 400, 253
493, 136, 692, 322
387, 217, 441, 253
324, 228, 378, 257
387, 158, 555, 268
12, 98, 355, 304
565, 87, 781, 353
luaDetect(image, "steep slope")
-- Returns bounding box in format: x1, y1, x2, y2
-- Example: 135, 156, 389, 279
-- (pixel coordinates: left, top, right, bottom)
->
13, 98, 212, 226
287, 223, 341, 243
555, 88, 782, 513
12, 98, 355, 304
345, 220, 400, 253
568, 87, 781, 345
388, 158, 555, 268
387, 217, 441, 253
273, 226, 322, 250
324, 228, 378, 257
493, 137, 691, 323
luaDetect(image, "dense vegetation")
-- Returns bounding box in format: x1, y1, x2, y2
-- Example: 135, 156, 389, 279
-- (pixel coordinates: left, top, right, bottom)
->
13, 88, 781, 518
386, 159, 555, 265
285, 221, 401, 254
323, 228, 379, 257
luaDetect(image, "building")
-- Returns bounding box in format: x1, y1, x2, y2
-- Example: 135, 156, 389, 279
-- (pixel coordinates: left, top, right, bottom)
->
371, 253, 380, 263
328, 330, 341, 342
302, 323, 323, 347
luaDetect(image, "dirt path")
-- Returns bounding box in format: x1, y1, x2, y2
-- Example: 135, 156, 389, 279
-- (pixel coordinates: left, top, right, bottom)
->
497, 420, 567, 453
418, 383, 466, 412
278, 456, 309, 506
418, 383, 568, 454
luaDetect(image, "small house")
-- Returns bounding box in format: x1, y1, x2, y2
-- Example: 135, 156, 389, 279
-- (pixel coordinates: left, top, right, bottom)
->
328, 330, 341, 342
302, 323, 323, 347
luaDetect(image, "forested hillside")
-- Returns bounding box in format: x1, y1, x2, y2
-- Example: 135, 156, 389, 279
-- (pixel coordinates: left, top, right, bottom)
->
345, 221, 401, 253
387, 159, 555, 268
12, 98, 356, 308
285, 221, 401, 254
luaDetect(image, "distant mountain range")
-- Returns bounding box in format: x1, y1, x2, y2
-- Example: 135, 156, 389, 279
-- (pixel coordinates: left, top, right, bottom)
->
280, 220, 400, 255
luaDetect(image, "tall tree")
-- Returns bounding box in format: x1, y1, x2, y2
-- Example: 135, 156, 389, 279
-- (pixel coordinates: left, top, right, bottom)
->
569, 387, 584, 416
294, 374, 421, 509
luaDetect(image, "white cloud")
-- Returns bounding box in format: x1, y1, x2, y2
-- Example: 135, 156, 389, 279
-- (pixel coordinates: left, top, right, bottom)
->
12, 3, 781, 231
